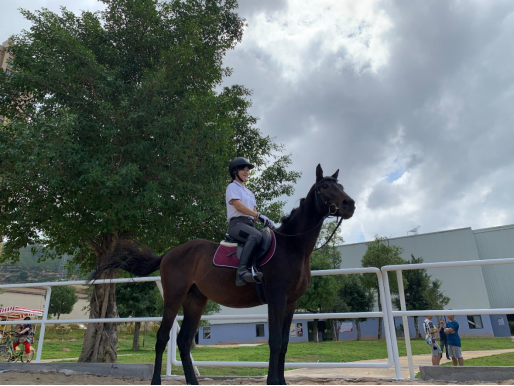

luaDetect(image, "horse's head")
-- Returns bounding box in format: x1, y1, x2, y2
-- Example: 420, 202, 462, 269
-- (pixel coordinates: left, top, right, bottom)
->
315, 164, 355, 220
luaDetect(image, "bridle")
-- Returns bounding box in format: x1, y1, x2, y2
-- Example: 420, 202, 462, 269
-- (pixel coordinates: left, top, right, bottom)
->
272, 178, 344, 251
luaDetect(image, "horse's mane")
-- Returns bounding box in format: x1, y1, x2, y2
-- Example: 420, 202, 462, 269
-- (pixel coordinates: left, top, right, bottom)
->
280, 198, 306, 224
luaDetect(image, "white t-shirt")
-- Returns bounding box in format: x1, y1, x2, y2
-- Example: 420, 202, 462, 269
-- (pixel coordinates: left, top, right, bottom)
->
423, 318, 437, 344
226, 181, 257, 222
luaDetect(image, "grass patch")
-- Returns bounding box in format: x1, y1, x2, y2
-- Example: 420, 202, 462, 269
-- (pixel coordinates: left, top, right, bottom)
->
441, 352, 514, 367
25, 329, 514, 377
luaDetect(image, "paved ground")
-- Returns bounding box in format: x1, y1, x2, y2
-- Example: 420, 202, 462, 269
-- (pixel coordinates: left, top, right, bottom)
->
284, 349, 514, 379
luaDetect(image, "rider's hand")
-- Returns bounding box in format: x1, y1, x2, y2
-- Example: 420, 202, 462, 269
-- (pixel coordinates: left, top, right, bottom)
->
258, 213, 275, 228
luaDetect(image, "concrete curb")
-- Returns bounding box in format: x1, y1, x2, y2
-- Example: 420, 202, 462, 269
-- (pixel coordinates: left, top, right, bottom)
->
0, 363, 154, 379
420, 366, 514, 382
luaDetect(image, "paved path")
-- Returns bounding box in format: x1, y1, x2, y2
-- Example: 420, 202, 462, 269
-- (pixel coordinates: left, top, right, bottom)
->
284, 349, 514, 379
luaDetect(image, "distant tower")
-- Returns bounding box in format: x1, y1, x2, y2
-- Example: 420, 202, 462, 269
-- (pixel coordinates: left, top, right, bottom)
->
407, 226, 420, 236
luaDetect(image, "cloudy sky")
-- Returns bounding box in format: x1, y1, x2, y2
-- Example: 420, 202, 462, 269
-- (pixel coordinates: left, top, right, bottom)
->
3, 1, 514, 244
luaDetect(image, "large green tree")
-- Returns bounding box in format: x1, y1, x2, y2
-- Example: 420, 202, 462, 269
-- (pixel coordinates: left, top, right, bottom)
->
336, 274, 374, 341
0, 0, 299, 362
392, 255, 450, 338
296, 221, 343, 342
116, 281, 163, 351
361, 236, 405, 340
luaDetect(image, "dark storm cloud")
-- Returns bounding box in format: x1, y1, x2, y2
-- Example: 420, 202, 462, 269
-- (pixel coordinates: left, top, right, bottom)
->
3, 0, 514, 242
224, 0, 514, 241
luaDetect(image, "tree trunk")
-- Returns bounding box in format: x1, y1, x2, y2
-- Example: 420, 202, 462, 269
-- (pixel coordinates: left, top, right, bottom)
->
132, 322, 141, 351
331, 320, 339, 341
355, 319, 362, 341
414, 316, 421, 339
78, 233, 119, 363
312, 319, 319, 342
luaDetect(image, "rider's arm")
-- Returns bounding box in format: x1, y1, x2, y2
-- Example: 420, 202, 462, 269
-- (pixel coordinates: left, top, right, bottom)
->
231, 199, 258, 218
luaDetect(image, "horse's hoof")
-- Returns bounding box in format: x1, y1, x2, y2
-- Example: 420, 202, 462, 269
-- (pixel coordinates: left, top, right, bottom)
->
150, 378, 161, 385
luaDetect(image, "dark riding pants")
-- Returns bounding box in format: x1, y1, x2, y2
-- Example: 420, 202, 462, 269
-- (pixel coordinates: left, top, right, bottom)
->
228, 217, 262, 244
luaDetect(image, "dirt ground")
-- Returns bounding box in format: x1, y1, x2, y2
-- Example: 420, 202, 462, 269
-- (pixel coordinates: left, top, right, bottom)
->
1, 371, 514, 385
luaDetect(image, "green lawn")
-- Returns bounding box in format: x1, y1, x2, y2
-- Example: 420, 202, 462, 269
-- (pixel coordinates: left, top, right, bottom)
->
31, 330, 514, 376
442, 351, 514, 367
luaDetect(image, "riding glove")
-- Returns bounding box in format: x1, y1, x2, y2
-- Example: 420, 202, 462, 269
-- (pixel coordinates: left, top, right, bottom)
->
258, 213, 275, 228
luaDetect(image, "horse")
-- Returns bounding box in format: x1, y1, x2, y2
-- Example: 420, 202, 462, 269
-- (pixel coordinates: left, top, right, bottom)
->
90, 164, 355, 385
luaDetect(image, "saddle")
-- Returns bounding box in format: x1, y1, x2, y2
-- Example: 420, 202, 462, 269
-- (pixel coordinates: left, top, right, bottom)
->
214, 228, 276, 281
220, 227, 274, 262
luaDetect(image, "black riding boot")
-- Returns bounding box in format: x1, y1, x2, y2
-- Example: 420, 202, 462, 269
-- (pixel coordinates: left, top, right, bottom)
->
235, 235, 259, 287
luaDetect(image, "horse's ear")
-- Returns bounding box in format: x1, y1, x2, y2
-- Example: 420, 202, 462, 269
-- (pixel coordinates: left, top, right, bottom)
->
316, 164, 323, 183
332, 169, 339, 180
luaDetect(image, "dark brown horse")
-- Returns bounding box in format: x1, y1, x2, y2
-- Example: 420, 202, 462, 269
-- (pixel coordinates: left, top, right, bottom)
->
91, 164, 355, 385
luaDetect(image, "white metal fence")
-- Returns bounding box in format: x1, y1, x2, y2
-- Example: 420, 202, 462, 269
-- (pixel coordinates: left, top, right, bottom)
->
1, 258, 514, 379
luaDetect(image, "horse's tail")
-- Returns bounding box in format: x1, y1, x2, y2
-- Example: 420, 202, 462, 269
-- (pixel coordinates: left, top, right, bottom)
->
88, 240, 164, 282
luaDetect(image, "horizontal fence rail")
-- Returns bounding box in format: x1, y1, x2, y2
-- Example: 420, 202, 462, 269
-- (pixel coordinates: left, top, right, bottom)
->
1, 268, 395, 377
2, 258, 513, 379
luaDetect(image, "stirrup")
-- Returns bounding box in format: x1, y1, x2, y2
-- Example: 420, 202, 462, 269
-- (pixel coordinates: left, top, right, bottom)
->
251, 266, 263, 284
236, 270, 255, 286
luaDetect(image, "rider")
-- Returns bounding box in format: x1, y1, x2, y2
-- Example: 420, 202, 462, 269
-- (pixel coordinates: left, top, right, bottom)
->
13, 316, 33, 362
226, 157, 275, 286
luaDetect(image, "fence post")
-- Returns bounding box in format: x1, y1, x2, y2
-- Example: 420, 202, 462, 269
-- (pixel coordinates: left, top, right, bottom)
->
381, 270, 402, 379
35, 286, 51, 363
396, 270, 414, 378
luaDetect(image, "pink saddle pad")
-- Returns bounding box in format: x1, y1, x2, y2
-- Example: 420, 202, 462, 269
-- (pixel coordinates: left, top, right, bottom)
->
213, 231, 276, 268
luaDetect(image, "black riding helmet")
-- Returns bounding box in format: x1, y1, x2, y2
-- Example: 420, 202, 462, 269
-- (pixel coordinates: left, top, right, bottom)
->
229, 157, 254, 179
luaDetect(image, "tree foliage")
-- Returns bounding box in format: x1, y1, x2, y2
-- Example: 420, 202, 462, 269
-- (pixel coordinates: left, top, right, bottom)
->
296, 221, 343, 341
48, 285, 79, 319
0, 0, 299, 362
361, 235, 405, 339
391, 255, 451, 338
336, 274, 374, 340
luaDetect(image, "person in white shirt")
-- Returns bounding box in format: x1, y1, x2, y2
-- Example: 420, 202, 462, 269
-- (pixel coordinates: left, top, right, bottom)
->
423, 315, 442, 365
226, 157, 275, 286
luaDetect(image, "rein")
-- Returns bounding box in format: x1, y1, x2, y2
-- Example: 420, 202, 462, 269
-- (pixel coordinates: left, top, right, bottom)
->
272, 179, 344, 251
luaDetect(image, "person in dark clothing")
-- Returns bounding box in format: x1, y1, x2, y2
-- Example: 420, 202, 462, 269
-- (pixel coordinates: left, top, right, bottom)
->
438, 319, 450, 360
13, 316, 33, 362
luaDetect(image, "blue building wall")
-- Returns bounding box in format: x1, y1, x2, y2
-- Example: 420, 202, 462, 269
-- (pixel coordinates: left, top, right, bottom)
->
199, 314, 507, 345
198, 320, 310, 345
489, 314, 512, 337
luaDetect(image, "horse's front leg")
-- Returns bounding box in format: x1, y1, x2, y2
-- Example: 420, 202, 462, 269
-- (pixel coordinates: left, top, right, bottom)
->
267, 296, 287, 385
277, 301, 296, 385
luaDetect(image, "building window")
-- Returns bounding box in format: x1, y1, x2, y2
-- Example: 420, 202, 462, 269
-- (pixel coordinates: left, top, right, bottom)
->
467, 315, 483, 329
203, 327, 211, 339
256, 324, 265, 337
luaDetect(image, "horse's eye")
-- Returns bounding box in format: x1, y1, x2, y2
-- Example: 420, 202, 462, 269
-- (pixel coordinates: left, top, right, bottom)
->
322, 184, 328, 189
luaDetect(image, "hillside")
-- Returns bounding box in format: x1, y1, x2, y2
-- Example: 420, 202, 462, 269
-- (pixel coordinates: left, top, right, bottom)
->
0, 245, 84, 284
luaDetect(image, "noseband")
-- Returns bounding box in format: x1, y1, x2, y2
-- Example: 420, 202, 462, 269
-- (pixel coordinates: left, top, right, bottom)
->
314, 178, 340, 217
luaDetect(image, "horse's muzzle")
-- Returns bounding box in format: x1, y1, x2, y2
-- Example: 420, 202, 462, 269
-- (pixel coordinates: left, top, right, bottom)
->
340, 198, 356, 219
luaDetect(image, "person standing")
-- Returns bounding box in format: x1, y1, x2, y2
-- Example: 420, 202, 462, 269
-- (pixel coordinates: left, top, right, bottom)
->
422, 315, 442, 365
444, 314, 464, 366
439, 319, 450, 360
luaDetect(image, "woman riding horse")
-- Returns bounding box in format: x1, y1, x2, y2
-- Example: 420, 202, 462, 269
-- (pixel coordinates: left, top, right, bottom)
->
90, 164, 355, 385
226, 157, 275, 286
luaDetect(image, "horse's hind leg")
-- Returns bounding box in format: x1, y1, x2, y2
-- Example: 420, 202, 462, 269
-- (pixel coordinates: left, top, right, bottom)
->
177, 287, 208, 385
152, 302, 182, 385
